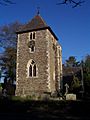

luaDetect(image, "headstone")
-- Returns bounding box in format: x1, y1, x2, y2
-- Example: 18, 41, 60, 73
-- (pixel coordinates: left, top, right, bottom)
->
66, 94, 76, 100
2, 89, 7, 97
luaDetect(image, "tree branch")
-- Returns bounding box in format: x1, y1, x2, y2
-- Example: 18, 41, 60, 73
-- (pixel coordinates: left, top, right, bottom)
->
0, 0, 15, 6
3, 0, 15, 4
57, 0, 85, 8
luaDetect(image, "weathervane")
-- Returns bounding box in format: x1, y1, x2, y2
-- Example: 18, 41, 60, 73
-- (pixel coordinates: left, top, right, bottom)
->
37, 7, 40, 15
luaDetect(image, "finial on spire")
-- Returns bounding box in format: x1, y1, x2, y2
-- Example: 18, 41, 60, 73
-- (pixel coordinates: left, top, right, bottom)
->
37, 7, 40, 15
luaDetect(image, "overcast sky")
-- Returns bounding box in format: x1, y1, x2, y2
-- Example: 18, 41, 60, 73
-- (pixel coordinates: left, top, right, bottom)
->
0, 0, 90, 62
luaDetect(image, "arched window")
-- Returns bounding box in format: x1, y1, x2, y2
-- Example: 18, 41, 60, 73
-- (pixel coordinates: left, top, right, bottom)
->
27, 60, 37, 77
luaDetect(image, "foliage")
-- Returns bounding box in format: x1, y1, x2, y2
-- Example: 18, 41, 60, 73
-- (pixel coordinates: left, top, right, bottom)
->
11, 96, 26, 101
65, 56, 80, 67
0, 0, 15, 6
0, 68, 1, 80
83, 55, 90, 95
63, 55, 90, 97
84, 55, 90, 73
0, 22, 21, 85
84, 74, 90, 89
0, 83, 2, 89
0, 47, 16, 83
0, 21, 21, 48
70, 76, 81, 93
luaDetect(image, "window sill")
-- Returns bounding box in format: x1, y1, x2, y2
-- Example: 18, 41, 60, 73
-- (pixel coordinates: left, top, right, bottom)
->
26, 76, 38, 79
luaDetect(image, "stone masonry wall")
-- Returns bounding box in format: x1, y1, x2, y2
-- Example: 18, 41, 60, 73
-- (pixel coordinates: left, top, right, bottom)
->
46, 29, 56, 93
16, 29, 51, 96
46, 29, 62, 93
16, 28, 62, 97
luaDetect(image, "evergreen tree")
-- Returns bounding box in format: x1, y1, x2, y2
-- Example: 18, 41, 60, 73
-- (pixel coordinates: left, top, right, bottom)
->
83, 55, 90, 95
65, 56, 80, 67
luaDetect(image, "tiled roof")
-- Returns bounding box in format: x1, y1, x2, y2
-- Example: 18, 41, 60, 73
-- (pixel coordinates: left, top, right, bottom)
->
16, 15, 58, 40
17, 15, 48, 32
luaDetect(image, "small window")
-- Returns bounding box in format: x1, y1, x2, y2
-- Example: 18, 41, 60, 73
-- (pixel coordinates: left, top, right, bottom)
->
29, 33, 36, 53
28, 40, 35, 52
30, 46, 35, 52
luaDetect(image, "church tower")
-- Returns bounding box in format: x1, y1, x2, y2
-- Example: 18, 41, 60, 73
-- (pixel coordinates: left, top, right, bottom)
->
15, 14, 62, 97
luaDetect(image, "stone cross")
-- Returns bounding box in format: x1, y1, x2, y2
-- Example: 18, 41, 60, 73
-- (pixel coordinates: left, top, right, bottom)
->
65, 83, 69, 94
3, 89, 7, 97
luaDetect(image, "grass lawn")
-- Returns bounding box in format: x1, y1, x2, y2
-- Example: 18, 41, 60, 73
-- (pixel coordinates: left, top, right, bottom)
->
0, 97, 90, 120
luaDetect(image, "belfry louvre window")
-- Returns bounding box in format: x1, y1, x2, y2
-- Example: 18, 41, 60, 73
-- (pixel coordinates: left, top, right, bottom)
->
29, 60, 37, 77
30, 32, 36, 40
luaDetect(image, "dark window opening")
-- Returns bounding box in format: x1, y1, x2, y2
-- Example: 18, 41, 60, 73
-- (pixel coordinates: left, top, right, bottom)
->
31, 60, 35, 64
30, 32, 36, 40
28, 40, 35, 52
33, 32, 35, 39
28, 60, 37, 77
29, 65, 32, 77
33, 65, 36, 76
30, 33, 32, 40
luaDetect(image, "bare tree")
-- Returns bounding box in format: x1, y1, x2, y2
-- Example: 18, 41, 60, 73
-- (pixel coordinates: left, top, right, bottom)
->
0, 0, 15, 6
57, 0, 85, 8
0, 21, 21, 48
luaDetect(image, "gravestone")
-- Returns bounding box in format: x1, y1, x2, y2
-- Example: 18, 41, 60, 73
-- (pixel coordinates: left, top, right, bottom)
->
66, 93, 76, 100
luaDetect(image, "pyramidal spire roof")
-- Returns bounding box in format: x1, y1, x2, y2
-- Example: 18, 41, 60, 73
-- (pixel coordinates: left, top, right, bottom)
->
17, 14, 58, 40
17, 15, 48, 32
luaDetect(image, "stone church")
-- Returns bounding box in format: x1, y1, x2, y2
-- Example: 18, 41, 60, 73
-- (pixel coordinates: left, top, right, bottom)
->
15, 13, 62, 97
